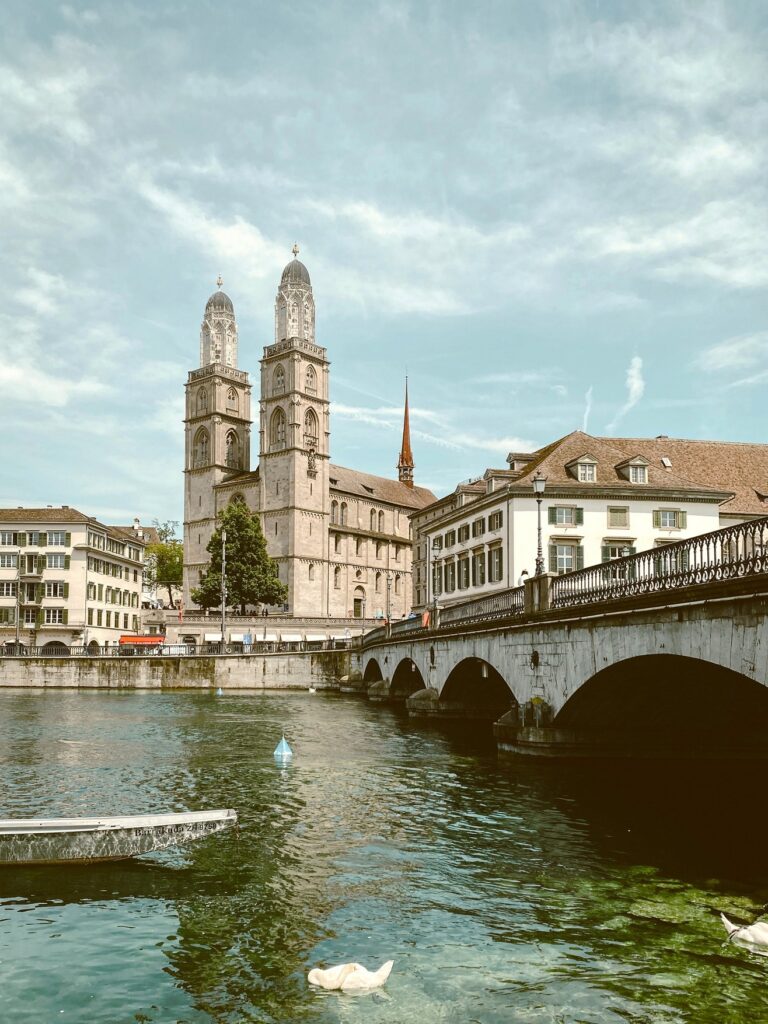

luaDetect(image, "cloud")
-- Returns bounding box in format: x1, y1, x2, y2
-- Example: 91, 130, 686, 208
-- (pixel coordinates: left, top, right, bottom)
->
606, 357, 644, 432
582, 386, 593, 433
698, 331, 768, 372
0, 360, 109, 407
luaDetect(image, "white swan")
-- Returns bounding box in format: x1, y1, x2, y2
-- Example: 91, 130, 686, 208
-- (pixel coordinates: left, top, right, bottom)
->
721, 912, 768, 946
308, 960, 394, 991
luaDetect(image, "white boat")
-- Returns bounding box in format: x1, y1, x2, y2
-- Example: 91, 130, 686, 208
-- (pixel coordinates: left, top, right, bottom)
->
0, 809, 237, 866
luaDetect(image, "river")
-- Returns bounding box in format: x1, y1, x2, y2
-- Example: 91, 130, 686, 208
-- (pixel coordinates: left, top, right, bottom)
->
1, 688, 766, 1023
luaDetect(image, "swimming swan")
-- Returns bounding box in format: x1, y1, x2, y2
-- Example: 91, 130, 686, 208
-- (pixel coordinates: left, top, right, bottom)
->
308, 960, 394, 991
721, 913, 768, 946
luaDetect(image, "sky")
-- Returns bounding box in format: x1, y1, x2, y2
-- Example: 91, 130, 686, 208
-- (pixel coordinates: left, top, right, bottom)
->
0, 0, 765, 526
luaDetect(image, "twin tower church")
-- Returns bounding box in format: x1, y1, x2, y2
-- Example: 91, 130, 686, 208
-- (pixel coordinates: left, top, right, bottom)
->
183, 248, 435, 620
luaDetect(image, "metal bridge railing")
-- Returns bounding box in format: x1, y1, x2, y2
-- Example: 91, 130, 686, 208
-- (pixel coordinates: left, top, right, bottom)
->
551, 515, 768, 609
439, 585, 525, 626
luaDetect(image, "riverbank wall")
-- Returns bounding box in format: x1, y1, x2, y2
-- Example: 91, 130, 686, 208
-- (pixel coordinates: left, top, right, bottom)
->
0, 650, 352, 689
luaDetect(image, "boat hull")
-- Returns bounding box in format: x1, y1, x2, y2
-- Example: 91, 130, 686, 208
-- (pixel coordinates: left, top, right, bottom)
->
0, 810, 237, 866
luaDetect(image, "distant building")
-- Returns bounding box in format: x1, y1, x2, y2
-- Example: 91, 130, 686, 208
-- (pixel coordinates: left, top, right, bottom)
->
411, 430, 768, 612
0, 507, 146, 651
183, 254, 435, 624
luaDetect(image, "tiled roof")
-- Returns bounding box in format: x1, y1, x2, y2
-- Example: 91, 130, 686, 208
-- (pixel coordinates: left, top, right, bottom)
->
0, 507, 148, 544
509, 431, 732, 497
115, 525, 161, 545
606, 436, 768, 516
328, 464, 436, 509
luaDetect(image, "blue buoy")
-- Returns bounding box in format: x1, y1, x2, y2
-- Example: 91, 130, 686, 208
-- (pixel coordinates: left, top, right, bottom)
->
274, 734, 293, 759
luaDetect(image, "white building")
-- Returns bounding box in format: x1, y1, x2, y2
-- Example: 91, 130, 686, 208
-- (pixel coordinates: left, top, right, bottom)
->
411, 430, 768, 611
0, 507, 146, 651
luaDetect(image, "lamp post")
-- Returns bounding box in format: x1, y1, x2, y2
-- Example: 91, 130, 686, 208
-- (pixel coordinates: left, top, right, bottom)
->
533, 471, 547, 577
428, 538, 441, 622
220, 528, 227, 651
386, 572, 392, 636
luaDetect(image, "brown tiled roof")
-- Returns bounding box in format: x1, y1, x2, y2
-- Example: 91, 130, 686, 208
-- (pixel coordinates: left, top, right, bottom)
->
606, 436, 768, 516
509, 431, 731, 498
115, 525, 162, 545
329, 464, 436, 509
0, 507, 148, 545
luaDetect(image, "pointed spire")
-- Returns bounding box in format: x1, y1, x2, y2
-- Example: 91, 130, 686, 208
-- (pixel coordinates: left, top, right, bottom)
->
397, 377, 414, 487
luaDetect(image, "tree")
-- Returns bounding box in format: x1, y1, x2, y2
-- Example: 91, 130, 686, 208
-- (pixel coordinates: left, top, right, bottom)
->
144, 519, 184, 608
191, 501, 287, 614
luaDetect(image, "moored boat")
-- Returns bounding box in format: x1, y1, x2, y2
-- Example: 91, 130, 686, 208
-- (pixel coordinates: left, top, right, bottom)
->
0, 809, 237, 866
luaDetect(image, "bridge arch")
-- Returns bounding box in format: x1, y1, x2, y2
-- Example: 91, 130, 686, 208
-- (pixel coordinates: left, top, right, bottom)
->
440, 657, 517, 718
363, 657, 384, 684
555, 654, 768, 756
391, 658, 426, 699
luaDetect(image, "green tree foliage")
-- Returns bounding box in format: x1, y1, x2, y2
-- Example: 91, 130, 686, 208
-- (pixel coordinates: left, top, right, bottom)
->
144, 519, 184, 607
191, 502, 287, 614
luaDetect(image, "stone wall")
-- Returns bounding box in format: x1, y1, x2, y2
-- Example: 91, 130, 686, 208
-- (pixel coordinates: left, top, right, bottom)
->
0, 650, 351, 690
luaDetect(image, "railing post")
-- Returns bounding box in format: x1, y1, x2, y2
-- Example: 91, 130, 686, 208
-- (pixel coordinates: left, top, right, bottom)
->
525, 572, 557, 614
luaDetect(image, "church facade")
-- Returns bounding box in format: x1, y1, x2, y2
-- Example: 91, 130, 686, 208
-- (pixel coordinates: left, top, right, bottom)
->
182, 251, 435, 621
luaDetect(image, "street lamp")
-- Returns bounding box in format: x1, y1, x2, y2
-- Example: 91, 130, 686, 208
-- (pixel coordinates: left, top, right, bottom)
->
220, 528, 227, 651
386, 572, 392, 630
533, 471, 547, 577
429, 538, 441, 619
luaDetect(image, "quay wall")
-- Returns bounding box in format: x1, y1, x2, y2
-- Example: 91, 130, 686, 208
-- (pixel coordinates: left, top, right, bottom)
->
0, 650, 352, 690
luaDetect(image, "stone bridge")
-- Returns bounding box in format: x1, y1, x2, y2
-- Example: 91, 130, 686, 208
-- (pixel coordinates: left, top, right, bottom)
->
357, 518, 768, 758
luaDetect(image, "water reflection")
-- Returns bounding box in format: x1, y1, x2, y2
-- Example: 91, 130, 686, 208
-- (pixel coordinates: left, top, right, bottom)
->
2, 689, 768, 1023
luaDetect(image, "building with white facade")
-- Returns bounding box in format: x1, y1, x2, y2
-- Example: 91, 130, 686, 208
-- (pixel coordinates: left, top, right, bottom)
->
183, 253, 435, 625
0, 507, 146, 651
411, 430, 768, 612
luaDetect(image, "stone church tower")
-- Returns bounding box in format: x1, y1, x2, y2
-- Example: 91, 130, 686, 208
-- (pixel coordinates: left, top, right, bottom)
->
182, 280, 252, 605
258, 247, 331, 617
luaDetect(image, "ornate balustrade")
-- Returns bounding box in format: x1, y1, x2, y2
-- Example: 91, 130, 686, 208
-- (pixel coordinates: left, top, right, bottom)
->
439, 585, 525, 626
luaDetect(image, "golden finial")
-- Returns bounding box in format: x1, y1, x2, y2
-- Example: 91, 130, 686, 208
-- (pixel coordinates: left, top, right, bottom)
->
216, 274, 224, 288
291, 243, 300, 259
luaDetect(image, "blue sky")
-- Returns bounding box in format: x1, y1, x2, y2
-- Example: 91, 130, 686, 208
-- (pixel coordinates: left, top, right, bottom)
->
0, 0, 765, 525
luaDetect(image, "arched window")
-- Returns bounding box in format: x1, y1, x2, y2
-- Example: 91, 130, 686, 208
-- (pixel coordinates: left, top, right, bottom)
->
226, 387, 238, 412
193, 428, 209, 467
273, 364, 285, 395
376, 540, 383, 558
370, 509, 376, 531
225, 430, 240, 469
270, 408, 286, 449
197, 388, 208, 415
394, 576, 401, 595
353, 585, 366, 618
378, 511, 385, 532
331, 500, 339, 524
306, 364, 316, 392
334, 534, 341, 553
340, 502, 348, 526
308, 563, 315, 581
375, 572, 381, 593
229, 492, 246, 506
356, 537, 364, 556
304, 408, 318, 445
334, 566, 341, 589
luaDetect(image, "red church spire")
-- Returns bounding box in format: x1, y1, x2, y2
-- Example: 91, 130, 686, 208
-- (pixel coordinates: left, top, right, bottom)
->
397, 377, 414, 487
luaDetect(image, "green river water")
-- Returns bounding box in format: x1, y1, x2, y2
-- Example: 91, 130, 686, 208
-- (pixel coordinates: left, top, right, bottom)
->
1, 687, 767, 1023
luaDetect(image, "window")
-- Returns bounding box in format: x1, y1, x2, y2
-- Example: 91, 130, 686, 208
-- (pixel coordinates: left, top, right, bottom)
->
270, 408, 286, 448
608, 507, 629, 529
197, 388, 208, 415
488, 547, 504, 582
654, 509, 686, 529
225, 430, 240, 468
393, 544, 401, 562
375, 572, 381, 593
578, 463, 596, 482
44, 608, 64, 624
473, 551, 486, 587
356, 537, 364, 556
47, 553, 66, 569
47, 531, 67, 546
106, 611, 112, 627
226, 387, 238, 412
549, 543, 584, 575
444, 561, 456, 593
193, 428, 209, 467
0, 582, 16, 597
308, 563, 315, 581
334, 566, 341, 589
394, 577, 401, 595
458, 525, 470, 543
273, 364, 286, 395
334, 535, 341, 554
370, 509, 377, 531
97, 610, 103, 626
87, 609, 93, 625
548, 506, 583, 526
0, 554, 18, 568
629, 465, 647, 484
472, 518, 485, 538
602, 543, 637, 578
458, 556, 470, 589
124, 614, 129, 629
489, 511, 503, 531
340, 502, 348, 526
24, 608, 37, 625
305, 364, 316, 392
376, 540, 383, 558
45, 581, 65, 598
445, 530, 456, 548
304, 408, 318, 445
0, 531, 17, 545
331, 500, 339, 524
378, 511, 384, 532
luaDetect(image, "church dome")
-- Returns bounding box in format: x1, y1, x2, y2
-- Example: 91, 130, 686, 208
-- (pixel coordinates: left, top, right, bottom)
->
281, 257, 311, 288
205, 289, 234, 314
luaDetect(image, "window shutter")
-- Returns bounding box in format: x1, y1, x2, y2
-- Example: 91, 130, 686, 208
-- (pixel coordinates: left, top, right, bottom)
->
62, 609, 68, 625
548, 507, 557, 525
35, 609, 43, 628
549, 544, 557, 572
652, 510, 661, 528
601, 545, 611, 562
18, 533, 26, 547
679, 511, 687, 529
65, 532, 71, 546
37, 555, 45, 573
575, 507, 584, 525
576, 546, 584, 570
64, 555, 71, 569
35, 584, 43, 602
63, 582, 69, 598
38, 534, 46, 547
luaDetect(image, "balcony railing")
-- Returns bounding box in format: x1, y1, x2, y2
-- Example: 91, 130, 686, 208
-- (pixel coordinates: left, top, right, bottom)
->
551, 515, 768, 609
438, 585, 525, 626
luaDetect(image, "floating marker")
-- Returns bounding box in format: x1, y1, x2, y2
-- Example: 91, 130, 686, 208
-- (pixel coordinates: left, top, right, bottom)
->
274, 735, 293, 759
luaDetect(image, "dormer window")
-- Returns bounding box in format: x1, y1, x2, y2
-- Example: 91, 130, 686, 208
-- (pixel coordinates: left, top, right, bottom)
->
629, 465, 647, 484
616, 455, 650, 484
578, 463, 596, 482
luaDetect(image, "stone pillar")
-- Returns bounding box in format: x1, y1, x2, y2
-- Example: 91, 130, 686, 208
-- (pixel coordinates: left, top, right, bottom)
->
524, 572, 557, 615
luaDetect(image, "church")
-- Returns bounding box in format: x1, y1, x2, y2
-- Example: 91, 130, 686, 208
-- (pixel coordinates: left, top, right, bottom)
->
182, 248, 436, 620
